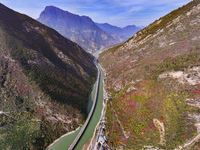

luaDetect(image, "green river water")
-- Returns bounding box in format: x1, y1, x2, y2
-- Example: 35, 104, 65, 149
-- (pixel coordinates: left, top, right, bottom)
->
48, 51, 104, 150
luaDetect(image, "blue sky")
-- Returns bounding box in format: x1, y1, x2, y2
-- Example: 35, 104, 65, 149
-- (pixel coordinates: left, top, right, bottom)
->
0, 0, 192, 27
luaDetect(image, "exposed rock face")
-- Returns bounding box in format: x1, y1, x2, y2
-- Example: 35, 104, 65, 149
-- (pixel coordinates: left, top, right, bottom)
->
159, 66, 200, 85
37, 6, 121, 53
100, 1, 200, 91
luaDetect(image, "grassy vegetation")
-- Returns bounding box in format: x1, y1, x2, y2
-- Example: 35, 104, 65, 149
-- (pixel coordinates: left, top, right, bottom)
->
150, 51, 200, 80
0, 121, 38, 150
128, 0, 200, 43
105, 76, 199, 149
99, 0, 200, 149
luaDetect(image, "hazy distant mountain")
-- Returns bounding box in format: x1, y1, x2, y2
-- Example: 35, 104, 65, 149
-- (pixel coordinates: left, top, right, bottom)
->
122, 25, 141, 37
37, 6, 122, 53
0, 3, 96, 149
95, 23, 141, 40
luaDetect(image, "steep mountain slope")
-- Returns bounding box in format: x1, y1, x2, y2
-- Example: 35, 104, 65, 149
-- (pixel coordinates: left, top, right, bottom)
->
37, 6, 121, 53
0, 3, 96, 149
96, 23, 141, 40
99, 0, 200, 149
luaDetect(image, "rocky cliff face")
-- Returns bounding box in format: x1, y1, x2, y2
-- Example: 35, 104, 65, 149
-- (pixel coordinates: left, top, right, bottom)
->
37, 6, 121, 53
0, 3, 96, 149
99, 0, 200, 149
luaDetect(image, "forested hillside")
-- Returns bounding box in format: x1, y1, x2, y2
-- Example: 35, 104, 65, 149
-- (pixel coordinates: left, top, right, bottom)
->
99, 0, 200, 149
0, 3, 96, 149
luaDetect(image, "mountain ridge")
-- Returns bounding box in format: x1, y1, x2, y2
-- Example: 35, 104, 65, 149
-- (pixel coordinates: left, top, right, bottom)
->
0, 3, 96, 149
95, 22, 141, 41
37, 6, 122, 53
99, 0, 200, 149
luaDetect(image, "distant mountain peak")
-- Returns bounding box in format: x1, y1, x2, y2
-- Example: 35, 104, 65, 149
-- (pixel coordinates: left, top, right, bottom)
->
124, 24, 136, 28
37, 6, 121, 53
95, 22, 141, 40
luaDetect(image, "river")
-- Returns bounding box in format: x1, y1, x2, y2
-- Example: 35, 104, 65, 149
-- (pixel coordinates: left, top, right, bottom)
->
48, 50, 104, 150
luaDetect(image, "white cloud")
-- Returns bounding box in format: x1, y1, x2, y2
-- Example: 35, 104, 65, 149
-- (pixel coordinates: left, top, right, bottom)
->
128, 6, 145, 13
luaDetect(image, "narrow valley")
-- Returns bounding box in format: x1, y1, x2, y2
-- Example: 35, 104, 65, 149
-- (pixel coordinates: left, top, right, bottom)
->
1, 0, 200, 150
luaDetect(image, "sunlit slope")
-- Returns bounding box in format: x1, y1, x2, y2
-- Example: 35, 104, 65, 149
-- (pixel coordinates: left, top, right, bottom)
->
99, 0, 200, 149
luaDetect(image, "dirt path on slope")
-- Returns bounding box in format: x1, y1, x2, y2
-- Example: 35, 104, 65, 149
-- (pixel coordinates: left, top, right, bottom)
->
110, 102, 129, 139
153, 118, 166, 145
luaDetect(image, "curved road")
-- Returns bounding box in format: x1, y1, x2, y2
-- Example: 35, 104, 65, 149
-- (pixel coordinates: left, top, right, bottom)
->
68, 58, 100, 150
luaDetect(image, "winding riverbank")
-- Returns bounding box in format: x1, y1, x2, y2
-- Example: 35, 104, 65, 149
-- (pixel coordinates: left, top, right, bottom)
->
88, 64, 107, 150
46, 127, 81, 150
73, 63, 105, 149
47, 51, 105, 150
69, 59, 100, 150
